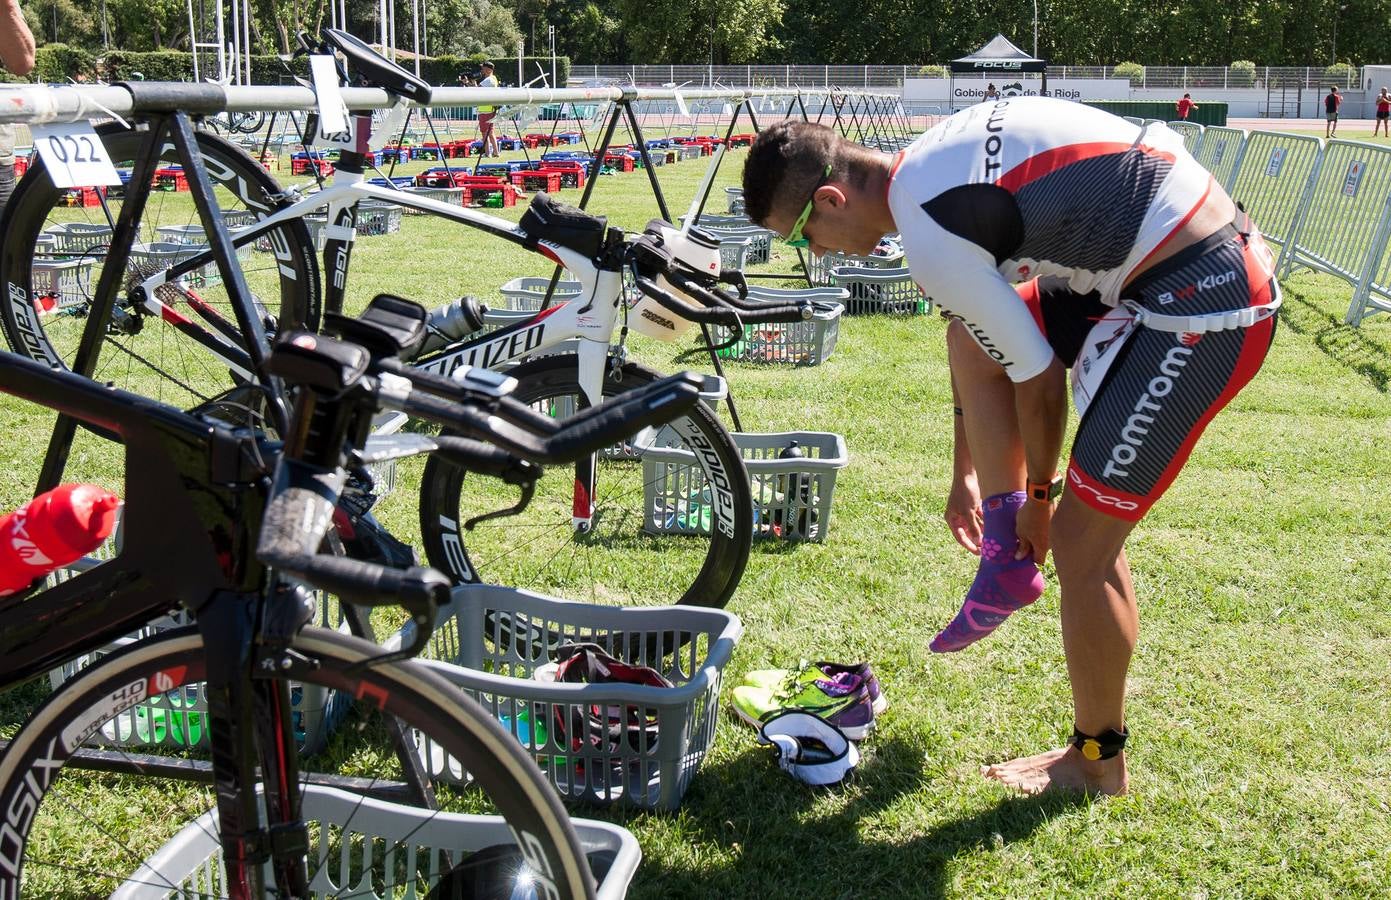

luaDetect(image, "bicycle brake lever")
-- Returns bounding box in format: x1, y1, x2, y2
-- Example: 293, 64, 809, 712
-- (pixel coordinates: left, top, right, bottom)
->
463, 479, 536, 530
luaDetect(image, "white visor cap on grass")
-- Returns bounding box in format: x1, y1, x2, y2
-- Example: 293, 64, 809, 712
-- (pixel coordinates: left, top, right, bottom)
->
757, 710, 859, 786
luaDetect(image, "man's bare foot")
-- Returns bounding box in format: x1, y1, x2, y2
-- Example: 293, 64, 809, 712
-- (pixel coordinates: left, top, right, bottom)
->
980, 745, 1128, 796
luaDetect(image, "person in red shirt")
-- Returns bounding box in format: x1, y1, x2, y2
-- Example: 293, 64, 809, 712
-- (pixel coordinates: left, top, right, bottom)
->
1326, 86, 1342, 138
1374, 87, 1390, 137
1176, 93, 1198, 120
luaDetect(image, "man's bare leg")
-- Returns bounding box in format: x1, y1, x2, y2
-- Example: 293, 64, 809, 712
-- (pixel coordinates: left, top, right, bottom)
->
982, 494, 1136, 795
933, 321, 1046, 652
946, 319, 1024, 494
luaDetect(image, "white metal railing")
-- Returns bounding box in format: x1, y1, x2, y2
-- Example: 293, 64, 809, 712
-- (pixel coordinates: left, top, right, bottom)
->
0, 83, 903, 125
568, 65, 1368, 91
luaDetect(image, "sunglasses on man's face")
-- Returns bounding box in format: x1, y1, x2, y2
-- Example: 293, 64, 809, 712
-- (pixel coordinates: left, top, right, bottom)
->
783, 165, 833, 249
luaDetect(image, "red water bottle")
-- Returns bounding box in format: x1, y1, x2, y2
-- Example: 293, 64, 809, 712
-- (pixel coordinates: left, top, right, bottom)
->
0, 484, 121, 597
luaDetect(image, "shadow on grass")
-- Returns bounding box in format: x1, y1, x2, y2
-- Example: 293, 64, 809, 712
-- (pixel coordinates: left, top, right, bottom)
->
1278, 287, 1391, 392
0, 678, 50, 736
627, 736, 1085, 899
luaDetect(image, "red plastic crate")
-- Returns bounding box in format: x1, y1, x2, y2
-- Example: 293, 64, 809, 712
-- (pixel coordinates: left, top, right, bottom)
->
728, 133, 756, 147
537, 166, 584, 189
290, 157, 334, 177
511, 170, 562, 193
463, 183, 517, 208
522, 134, 554, 149
14, 156, 27, 178
602, 154, 635, 172
444, 141, 473, 158
62, 186, 106, 207
415, 170, 505, 188
153, 167, 188, 191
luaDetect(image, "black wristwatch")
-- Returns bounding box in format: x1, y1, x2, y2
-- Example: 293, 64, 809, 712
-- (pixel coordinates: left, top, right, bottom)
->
1027, 475, 1063, 504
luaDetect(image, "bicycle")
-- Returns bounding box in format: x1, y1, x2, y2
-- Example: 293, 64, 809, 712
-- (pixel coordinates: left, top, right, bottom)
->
0, 284, 711, 896
0, 41, 815, 610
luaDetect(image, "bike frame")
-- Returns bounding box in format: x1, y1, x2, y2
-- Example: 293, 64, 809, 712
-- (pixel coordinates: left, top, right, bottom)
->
134, 110, 657, 530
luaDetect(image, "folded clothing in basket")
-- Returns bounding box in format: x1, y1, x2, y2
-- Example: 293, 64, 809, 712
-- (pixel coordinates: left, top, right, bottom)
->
553, 643, 673, 754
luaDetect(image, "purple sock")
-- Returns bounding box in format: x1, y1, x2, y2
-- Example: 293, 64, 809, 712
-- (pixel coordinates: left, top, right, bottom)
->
931, 491, 1045, 653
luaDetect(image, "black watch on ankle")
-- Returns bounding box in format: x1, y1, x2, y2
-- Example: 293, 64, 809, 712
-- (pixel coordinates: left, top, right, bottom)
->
1071, 725, 1128, 761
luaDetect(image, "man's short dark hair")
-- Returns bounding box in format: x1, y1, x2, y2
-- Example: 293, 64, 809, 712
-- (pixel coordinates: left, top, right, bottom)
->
481, 61, 494, 69
741, 121, 842, 228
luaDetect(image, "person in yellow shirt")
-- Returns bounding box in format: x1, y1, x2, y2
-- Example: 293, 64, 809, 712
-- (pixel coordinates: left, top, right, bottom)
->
477, 61, 500, 158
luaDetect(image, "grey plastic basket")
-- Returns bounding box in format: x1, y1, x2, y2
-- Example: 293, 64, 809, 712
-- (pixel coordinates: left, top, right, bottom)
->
717, 236, 752, 271
725, 186, 745, 214
712, 288, 846, 366
828, 265, 930, 315
697, 223, 772, 264
642, 430, 849, 542
401, 184, 468, 212
115, 784, 641, 900
48, 605, 352, 755
44, 222, 113, 257
46, 525, 351, 755
357, 200, 404, 236
385, 583, 742, 810
498, 276, 584, 311
30, 257, 94, 310
806, 241, 906, 285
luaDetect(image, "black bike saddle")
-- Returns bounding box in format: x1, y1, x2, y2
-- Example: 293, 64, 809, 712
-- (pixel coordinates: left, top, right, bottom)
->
322, 27, 433, 105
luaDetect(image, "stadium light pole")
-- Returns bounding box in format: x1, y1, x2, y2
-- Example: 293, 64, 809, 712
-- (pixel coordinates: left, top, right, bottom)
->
1331, 3, 1347, 66
1033, 0, 1038, 58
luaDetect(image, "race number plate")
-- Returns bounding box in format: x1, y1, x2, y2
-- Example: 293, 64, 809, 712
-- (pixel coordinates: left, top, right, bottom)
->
30, 121, 122, 188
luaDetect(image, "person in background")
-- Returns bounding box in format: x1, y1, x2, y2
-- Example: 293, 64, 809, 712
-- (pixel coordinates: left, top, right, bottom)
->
983, 83, 1000, 100
477, 60, 500, 158
1176, 93, 1198, 120
1326, 86, 1342, 138
0, 0, 37, 218
1374, 87, 1391, 137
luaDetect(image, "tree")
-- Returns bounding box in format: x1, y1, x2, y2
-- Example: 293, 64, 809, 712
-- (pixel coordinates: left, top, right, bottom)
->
610, 0, 782, 63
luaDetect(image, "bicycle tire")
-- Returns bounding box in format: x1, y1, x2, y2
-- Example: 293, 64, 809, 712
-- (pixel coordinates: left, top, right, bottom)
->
230, 112, 266, 135
0, 122, 321, 430
418, 357, 753, 609
0, 626, 596, 899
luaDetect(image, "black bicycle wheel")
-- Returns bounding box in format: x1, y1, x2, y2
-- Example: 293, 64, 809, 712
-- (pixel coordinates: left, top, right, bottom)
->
0, 122, 321, 426
0, 626, 596, 899
419, 357, 753, 609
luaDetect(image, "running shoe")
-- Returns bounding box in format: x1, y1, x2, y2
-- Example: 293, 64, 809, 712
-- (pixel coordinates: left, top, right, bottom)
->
731, 672, 875, 740
741, 661, 887, 714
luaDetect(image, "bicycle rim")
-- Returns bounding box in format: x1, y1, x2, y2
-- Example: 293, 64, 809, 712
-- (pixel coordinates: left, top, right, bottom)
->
0, 122, 320, 430
0, 627, 596, 899
418, 357, 752, 609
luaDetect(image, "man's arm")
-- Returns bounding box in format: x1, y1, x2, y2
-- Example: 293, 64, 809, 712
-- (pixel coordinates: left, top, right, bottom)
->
0, 0, 36, 76
1012, 358, 1068, 562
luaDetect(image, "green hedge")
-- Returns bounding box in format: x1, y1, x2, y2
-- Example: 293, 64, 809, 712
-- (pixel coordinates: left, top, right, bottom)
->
98, 50, 306, 84
421, 56, 571, 88
31, 44, 97, 83
1083, 99, 1227, 126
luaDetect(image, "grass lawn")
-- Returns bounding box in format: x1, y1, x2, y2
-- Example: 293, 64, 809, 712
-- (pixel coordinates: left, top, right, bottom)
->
1, 119, 1390, 897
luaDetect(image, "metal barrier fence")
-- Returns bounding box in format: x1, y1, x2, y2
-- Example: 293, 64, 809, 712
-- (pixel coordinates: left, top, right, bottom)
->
1192, 126, 1248, 192
1279, 141, 1391, 292
1165, 120, 1204, 156
1349, 209, 1391, 323
1228, 131, 1324, 256
567, 65, 1365, 91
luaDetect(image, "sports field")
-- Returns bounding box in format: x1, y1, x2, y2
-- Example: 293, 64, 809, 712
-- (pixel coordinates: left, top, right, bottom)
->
1, 118, 1389, 897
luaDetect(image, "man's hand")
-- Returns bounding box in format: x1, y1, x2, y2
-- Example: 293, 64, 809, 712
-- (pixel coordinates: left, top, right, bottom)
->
1015, 498, 1053, 563
945, 473, 983, 555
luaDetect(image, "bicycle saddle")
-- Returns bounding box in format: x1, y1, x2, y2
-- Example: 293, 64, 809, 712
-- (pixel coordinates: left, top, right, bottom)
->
322, 27, 433, 105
